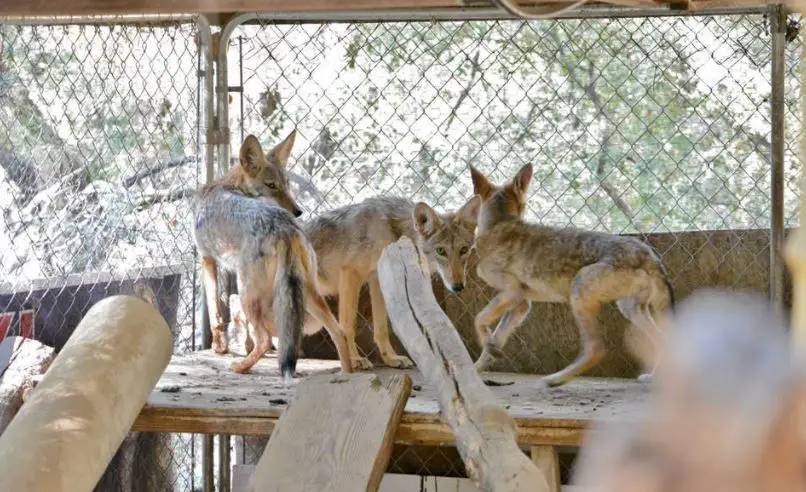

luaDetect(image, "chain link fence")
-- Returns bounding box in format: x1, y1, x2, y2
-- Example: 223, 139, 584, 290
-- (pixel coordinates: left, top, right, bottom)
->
786, 14, 803, 230
226, 12, 800, 372
0, 17, 209, 491
0, 8, 801, 490
221, 11, 802, 483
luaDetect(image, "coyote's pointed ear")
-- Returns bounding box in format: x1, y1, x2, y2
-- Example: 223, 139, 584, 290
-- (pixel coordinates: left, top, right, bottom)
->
457, 194, 482, 226
511, 163, 533, 196
267, 129, 297, 169
413, 202, 444, 238
469, 165, 494, 200
239, 134, 265, 176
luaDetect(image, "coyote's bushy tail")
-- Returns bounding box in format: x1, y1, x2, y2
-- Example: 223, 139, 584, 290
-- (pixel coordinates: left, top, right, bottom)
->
273, 238, 305, 384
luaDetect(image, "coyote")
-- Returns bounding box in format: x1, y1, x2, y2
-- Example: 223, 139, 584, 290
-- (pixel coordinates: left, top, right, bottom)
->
193, 131, 352, 380
469, 163, 674, 387
299, 194, 482, 370
230, 194, 482, 370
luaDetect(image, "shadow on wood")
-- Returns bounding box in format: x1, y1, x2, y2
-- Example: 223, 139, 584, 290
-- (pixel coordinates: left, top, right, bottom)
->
378, 237, 548, 492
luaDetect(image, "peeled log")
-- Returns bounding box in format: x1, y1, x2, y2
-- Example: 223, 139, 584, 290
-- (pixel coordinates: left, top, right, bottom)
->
0, 295, 173, 492
0, 337, 55, 435
378, 237, 548, 492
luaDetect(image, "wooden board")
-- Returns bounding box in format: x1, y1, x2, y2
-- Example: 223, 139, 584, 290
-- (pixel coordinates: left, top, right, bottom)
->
0, 0, 634, 16
236, 469, 487, 492
0, 0, 777, 16
133, 351, 650, 447
246, 372, 412, 492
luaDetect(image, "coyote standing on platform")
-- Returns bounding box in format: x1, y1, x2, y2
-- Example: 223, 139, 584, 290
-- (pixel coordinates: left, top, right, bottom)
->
299, 194, 482, 370
469, 164, 674, 387
193, 130, 352, 380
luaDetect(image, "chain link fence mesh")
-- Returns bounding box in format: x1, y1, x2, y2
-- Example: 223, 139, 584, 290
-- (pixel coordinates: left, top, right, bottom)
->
0, 19, 207, 491
0, 9, 802, 490
227, 13, 797, 369
786, 14, 803, 230
223, 12, 802, 482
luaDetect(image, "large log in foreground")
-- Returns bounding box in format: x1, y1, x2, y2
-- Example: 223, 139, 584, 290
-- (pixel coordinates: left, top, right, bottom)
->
0, 295, 173, 492
378, 237, 548, 492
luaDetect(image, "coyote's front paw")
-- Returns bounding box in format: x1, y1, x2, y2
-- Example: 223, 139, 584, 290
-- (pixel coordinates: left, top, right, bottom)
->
637, 373, 654, 383
212, 328, 229, 354
382, 353, 413, 369
351, 356, 374, 371
230, 359, 253, 374
474, 351, 494, 372
542, 374, 573, 388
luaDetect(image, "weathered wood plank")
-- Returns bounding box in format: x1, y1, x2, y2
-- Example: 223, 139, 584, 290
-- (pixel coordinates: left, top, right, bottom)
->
531, 446, 561, 492
232, 464, 255, 492
139, 351, 648, 422
133, 410, 590, 445
0, 0, 771, 17
0, 337, 54, 435
130, 350, 649, 445
247, 372, 412, 492
377, 237, 547, 492
0, 0, 658, 16
236, 470, 488, 492
0, 0, 446, 16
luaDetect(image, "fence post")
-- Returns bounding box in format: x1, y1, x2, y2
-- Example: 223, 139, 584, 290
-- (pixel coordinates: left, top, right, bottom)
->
785, 15, 806, 349
196, 17, 218, 492
770, 4, 787, 309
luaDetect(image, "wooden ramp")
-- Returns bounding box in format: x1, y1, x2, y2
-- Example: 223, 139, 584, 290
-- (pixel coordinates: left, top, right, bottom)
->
246, 372, 412, 492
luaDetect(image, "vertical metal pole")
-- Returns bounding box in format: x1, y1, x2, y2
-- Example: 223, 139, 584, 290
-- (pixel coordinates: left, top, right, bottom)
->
770, 5, 786, 309
218, 434, 232, 492
195, 16, 217, 492
201, 289, 215, 492
785, 20, 806, 348
203, 428, 215, 492
239, 36, 245, 143
218, 272, 236, 492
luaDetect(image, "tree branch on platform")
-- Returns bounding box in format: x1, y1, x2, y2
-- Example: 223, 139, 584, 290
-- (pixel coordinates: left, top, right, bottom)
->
378, 237, 548, 492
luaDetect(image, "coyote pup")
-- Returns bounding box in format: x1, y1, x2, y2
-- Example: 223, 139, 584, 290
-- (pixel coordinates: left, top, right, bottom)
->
193, 131, 352, 380
469, 163, 674, 386
300, 194, 482, 370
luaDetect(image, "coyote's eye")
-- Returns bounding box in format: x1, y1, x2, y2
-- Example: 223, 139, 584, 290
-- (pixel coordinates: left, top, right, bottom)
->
266, 182, 277, 189
459, 246, 469, 256
436, 247, 447, 256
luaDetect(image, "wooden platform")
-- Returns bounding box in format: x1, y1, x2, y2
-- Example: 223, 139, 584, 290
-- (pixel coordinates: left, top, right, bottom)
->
133, 350, 650, 447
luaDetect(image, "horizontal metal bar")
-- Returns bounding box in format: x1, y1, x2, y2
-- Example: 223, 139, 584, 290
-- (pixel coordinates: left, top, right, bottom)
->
0, 13, 197, 25
223, 5, 770, 23
0, 5, 771, 26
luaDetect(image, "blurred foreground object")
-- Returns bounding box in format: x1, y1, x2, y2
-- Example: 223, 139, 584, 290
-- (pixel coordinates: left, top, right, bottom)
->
572, 288, 806, 492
